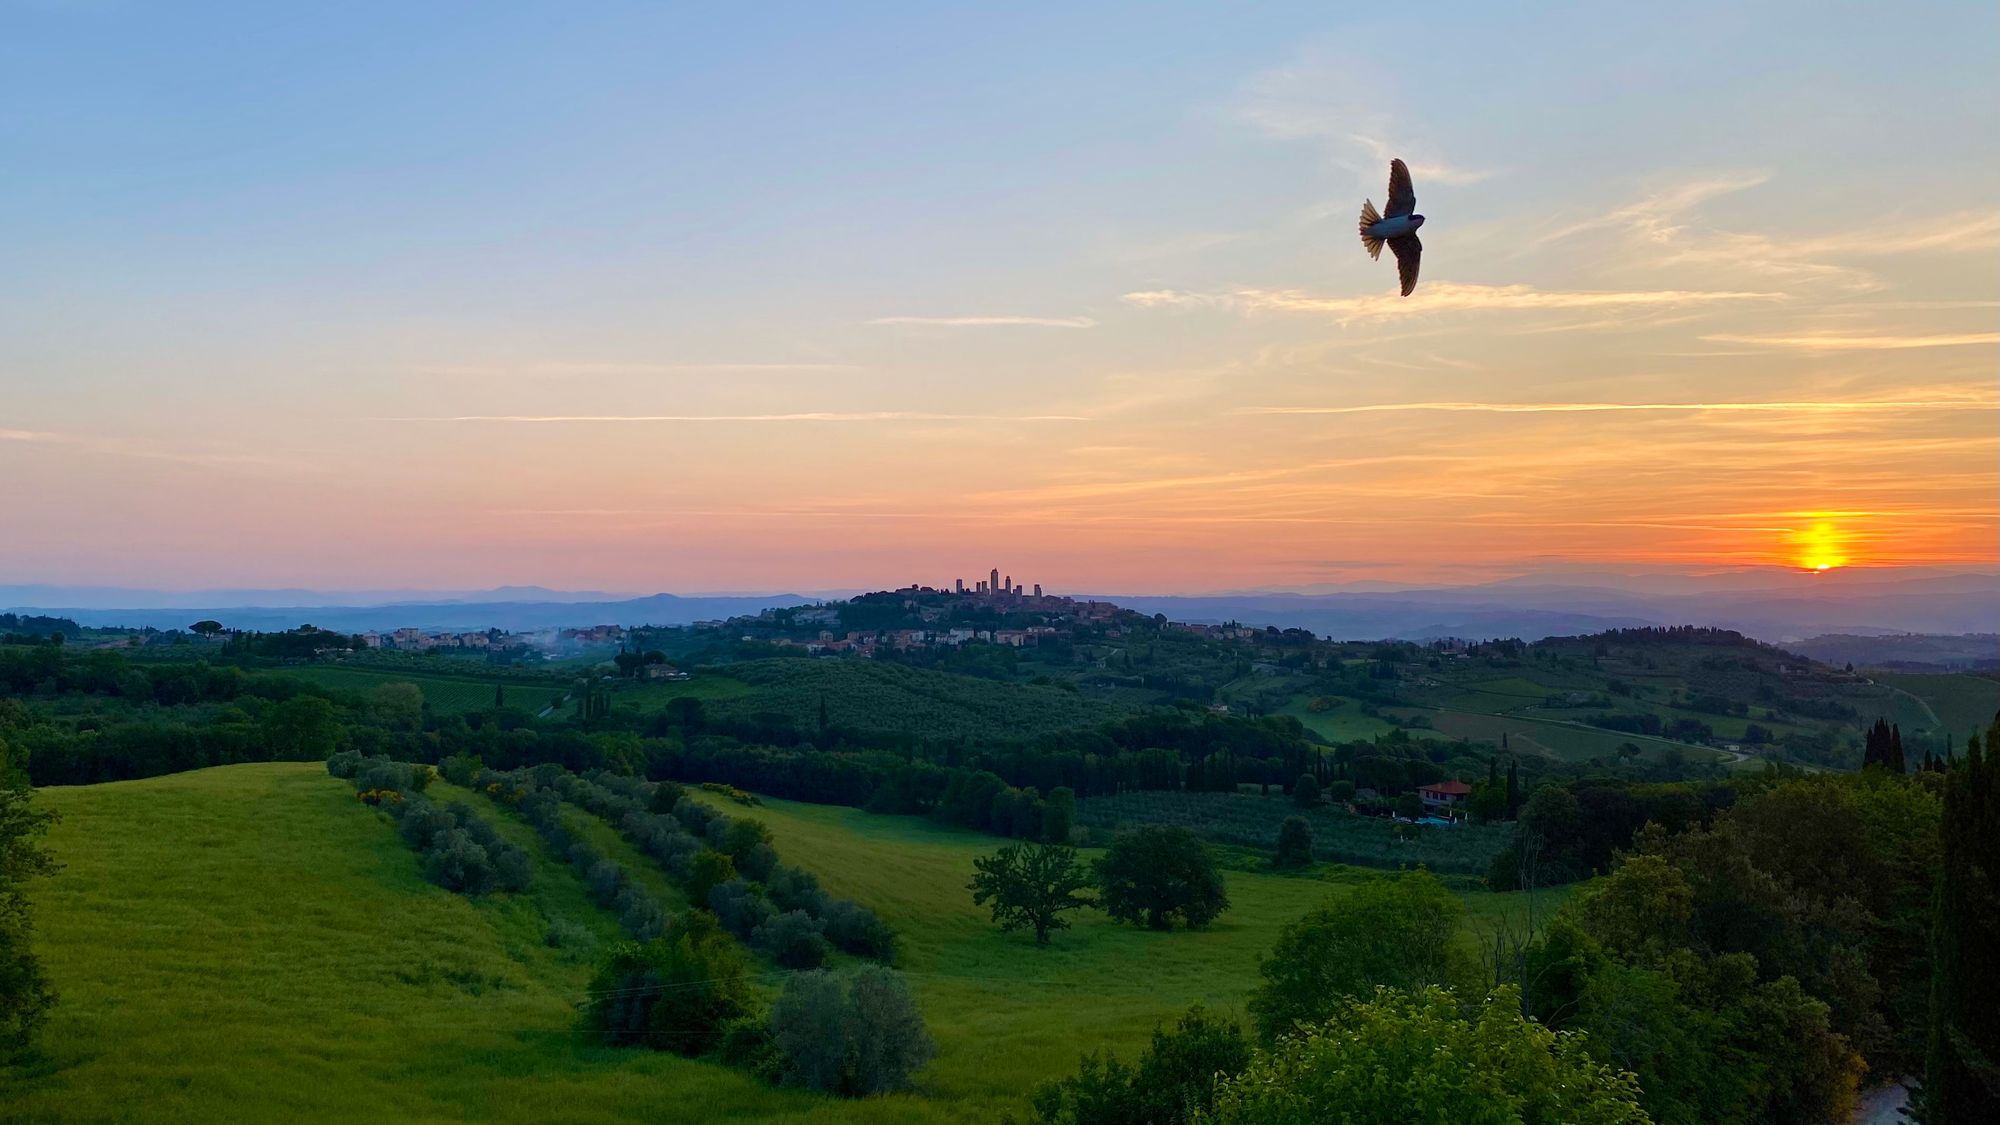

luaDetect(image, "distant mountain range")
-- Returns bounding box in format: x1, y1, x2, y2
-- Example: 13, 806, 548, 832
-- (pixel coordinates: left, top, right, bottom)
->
0, 590, 817, 633
1089, 569, 2000, 643
4, 568, 1994, 643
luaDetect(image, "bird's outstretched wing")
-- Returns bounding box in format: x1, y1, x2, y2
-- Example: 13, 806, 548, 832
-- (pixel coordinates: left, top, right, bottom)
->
1388, 234, 1421, 296
1384, 158, 1416, 218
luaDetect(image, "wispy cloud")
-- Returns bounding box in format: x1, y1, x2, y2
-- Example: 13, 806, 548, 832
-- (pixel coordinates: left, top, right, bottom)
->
1701, 332, 2000, 352
388, 412, 1090, 423
1, 427, 305, 471
1235, 52, 1494, 186
1124, 282, 1780, 325
414, 362, 861, 377
1540, 174, 2000, 291
1231, 397, 1996, 418
865, 315, 1097, 328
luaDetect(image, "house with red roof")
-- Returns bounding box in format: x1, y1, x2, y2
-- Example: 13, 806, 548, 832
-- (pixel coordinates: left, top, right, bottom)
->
1417, 779, 1473, 808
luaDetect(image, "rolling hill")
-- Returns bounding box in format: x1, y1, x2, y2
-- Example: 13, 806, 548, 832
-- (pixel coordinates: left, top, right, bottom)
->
12, 763, 1550, 1124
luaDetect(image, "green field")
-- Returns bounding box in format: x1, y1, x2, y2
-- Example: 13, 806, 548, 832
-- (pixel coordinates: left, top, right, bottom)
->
1277, 696, 1411, 742
611, 672, 757, 713
1074, 789, 1513, 876
15, 763, 1554, 1123
1870, 672, 2000, 740
1426, 708, 1734, 765
701, 658, 1130, 740
287, 665, 570, 715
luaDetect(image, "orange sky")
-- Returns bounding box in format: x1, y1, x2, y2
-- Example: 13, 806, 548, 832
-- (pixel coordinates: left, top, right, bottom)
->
3, 8, 1996, 593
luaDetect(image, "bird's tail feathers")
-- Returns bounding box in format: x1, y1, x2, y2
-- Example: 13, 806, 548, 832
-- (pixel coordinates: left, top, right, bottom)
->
1358, 198, 1384, 260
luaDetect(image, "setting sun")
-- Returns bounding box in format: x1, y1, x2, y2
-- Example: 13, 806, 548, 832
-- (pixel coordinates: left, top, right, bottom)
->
1792, 519, 1852, 572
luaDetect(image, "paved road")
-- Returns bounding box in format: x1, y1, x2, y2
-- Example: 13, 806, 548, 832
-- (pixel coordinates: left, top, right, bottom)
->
1850, 1080, 1911, 1124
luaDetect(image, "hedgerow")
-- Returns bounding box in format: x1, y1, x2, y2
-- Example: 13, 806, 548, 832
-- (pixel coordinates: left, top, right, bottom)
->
331, 754, 531, 896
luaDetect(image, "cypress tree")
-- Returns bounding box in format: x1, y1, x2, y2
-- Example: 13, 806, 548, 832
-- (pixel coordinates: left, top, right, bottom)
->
1504, 761, 1520, 817
1892, 723, 1907, 773
494, 682, 505, 709
1919, 718, 2000, 1121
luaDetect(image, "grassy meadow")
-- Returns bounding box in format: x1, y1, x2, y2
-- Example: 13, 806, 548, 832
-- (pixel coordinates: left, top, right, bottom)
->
1871, 671, 2000, 740
286, 665, 571, 715
12, 763, 1557, 1124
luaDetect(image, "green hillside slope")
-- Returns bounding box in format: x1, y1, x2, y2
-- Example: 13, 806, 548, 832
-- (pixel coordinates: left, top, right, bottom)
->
14, 763, 1551, 1123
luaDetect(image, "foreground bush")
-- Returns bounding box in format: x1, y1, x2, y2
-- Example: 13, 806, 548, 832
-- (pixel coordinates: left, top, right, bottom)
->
1206, 986, 1651, 1125
768, 967, 935, 1095
586, 912, 753, 1056
1247, 869, 1464, 1041
1030, 1003, 1249, 1125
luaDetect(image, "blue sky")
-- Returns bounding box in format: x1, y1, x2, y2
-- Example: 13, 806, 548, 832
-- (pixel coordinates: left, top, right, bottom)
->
3, 1, 1995, 591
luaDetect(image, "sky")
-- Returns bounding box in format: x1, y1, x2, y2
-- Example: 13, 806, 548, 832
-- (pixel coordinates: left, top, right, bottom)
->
3, 1, 1996, 594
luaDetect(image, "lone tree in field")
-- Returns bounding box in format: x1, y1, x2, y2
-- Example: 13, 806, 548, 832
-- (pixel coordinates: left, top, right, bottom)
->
1095, 826, 1229, 932
189, 619, 224, 638
968, 843, 1093, 945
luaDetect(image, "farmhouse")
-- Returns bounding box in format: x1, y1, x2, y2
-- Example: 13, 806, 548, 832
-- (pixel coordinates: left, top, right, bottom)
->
1417, 779, 1473, 808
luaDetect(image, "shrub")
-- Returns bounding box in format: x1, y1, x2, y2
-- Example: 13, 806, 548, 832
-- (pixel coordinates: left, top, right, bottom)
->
422, 828, 494, 895
586, 860, 627, 905
491, 843, 534, 893
1326, 779, 1356, 803
1290, 774, 1321, 808
708, 878, 776, 939
753, 909, 831, 969
687, 850, 737, 905
1094, 827, 1228, 931
616, 885, 668, 942
718, 1016, 784, 1082
326, 749, 363, 778
1209, 987, 1650, 1124
822, 900, 897, 962
1274, 816, 1313, 869
1247, 870, 1467, 1041
736, 842, 779, 883
439, 753, 482, 787
546, 918, 597, 956
396, 799, 458, 849
767, 866, 831, 916
1031, 1003, 1251, 1125
586, 912, 753, 1056
768, 967, 935, 1095
722, 818, 774, 859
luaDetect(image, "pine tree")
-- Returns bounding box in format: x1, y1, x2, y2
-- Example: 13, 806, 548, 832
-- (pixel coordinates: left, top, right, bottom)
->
1918, 717, 2000, 1122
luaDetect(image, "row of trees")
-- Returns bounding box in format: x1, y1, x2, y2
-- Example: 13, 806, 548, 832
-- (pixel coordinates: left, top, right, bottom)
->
583, 915, 934, 1095
327, 753, 534, 896
968, 827, 1228, 945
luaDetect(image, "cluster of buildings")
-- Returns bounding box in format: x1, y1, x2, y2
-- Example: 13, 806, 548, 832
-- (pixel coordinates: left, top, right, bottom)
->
770, 624, 1061, 657
358, 624, 630, 654
895, 566, 1047, 602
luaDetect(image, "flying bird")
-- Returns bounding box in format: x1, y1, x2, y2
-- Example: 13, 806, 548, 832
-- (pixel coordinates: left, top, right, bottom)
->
1358, 158, 1425, 296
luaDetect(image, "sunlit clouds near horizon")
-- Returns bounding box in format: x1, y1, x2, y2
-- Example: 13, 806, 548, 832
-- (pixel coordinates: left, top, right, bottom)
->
1, 2, 1995, 592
